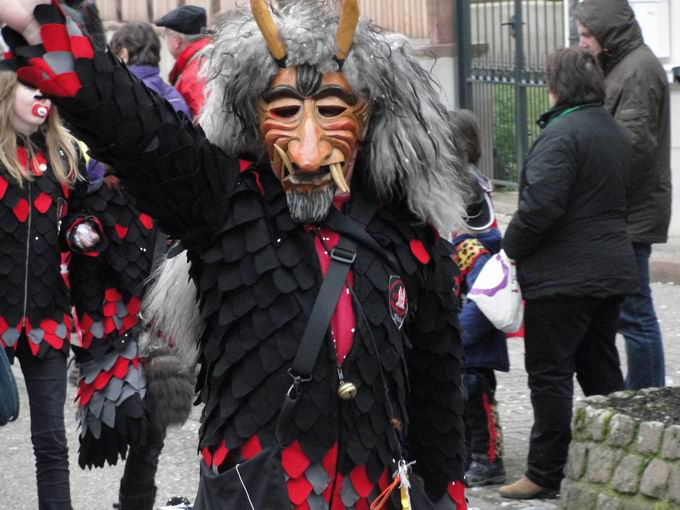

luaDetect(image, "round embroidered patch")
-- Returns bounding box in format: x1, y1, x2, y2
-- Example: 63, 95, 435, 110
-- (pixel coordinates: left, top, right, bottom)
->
388, 275, 408, 330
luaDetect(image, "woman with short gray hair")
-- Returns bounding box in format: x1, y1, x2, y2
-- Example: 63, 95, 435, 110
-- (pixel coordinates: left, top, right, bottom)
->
500, 47, 638, 499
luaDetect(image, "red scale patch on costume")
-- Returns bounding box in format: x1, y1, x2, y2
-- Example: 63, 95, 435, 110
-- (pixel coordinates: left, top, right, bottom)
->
16, 147, 28, 170
115, 224, 128, 239
239, 159, 252, 172
105, 288, 123, 302
240, 435, 262, 460
287, 473, 313, 505
17, 65, 47, 92
42, 331, 64, 350
282, 440, 310, 478
127, 297, 141, 317
69, 35, 94, 59
78, 381, 96, 406
0, 176, 8, 200
78, 313, 94, 348
40, 23, 71, 52
212, 439, 229, 467
201, 447, 213, 467
13, 198, 29, 222
409, 239, 431, 264
60, 183, 69, 199
34, 192, 53, 214
138, 213, 153, 230
349, 464, 373, 498
448, 481, 467, 509
111, 356, 131, 379
321, 443, 338, 481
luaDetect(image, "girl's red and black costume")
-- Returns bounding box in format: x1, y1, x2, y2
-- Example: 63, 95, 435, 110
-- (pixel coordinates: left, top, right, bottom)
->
5, 4, 467, 508
0, 133, 94, 358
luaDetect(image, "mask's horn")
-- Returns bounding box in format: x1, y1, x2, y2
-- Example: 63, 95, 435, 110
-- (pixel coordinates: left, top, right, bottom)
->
251, 0, 288, 67
335, 0, 359, 67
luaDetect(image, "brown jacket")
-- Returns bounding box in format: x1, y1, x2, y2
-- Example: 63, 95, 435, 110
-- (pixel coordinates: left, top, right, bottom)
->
576, 0, 671, 244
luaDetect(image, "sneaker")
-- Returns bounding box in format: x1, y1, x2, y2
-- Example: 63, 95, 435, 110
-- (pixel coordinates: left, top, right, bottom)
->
158, 496, 193, 510
465, 458, 506, 487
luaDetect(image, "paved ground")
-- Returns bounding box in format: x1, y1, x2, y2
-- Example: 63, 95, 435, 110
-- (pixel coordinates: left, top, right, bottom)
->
2, 193, 679, 509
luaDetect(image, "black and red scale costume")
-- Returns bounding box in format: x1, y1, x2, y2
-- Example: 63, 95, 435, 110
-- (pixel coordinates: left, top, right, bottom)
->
69, 177, 157, 468
5, 4, 467, 508
0, 132, 94, 359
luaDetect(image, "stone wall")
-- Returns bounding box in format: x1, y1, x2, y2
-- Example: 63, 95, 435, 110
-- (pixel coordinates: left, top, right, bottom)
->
561, 390, 680, 509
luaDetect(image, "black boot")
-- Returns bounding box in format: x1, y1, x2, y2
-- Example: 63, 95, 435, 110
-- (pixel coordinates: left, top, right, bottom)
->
117, 482, 157, 510
465, 455, 506, 487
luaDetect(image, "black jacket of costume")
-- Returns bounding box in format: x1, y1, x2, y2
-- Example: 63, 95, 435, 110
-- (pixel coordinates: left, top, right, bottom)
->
503, 104, 638, 300
6, 11, 466, 504
69, 180, 156, 468
0, 133, 89, 358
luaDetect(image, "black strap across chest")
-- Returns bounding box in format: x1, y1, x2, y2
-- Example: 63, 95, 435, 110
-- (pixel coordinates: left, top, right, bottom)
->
288, 233, 357, 385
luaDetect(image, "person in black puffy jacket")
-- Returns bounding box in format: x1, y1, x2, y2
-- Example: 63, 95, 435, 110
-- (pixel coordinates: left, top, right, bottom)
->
499, 48, 638, 499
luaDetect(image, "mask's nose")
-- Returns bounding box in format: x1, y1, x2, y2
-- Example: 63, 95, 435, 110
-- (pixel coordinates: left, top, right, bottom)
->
287, 108, 333, 172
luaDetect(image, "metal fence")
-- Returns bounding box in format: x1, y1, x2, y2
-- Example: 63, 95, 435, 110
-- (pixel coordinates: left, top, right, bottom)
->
459, 0, 566, 185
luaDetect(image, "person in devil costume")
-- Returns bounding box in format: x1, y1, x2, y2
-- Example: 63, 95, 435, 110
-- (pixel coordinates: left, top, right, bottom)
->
0, 1, 469, 508
0, 65, 102, 509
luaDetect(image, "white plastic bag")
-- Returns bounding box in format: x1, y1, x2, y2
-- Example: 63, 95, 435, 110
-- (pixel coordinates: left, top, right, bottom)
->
467, 250, 523, 333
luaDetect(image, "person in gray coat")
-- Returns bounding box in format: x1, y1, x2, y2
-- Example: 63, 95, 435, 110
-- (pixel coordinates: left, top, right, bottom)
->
575, 0, 671, 391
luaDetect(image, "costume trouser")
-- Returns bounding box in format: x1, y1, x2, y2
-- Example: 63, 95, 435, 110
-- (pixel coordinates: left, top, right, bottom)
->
118, 418, 166, 510
618, 243, 665, 390
524, 296, 624, 490
15, 340, 71, 510
463, 368, 503, 463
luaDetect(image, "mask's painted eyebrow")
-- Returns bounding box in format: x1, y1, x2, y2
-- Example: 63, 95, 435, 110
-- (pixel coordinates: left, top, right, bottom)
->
312, 85, 358, 106
263, 85, 305, 103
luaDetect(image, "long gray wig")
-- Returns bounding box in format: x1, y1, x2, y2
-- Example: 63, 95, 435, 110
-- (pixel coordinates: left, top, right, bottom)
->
200, 0, 468, 233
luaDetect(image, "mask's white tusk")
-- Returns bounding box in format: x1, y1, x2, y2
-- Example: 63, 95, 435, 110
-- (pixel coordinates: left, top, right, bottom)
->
330, 163, 350, 193
273, 144, 294, 177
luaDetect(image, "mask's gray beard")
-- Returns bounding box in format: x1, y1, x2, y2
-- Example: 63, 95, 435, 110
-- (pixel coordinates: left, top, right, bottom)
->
286, 185, 337, 223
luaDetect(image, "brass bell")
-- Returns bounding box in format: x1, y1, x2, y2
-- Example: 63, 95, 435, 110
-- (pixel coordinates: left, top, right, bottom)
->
337, 381, 357, 400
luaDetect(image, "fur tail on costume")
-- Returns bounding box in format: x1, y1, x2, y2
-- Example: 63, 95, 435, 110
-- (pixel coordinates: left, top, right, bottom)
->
138, 252, 203, 428
142, 346, 195, 428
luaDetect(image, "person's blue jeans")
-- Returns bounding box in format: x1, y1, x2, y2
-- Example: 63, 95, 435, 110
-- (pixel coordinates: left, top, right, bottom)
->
618, 243, 665, 390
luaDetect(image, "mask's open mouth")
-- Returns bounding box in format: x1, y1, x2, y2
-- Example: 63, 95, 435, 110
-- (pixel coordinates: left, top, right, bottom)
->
274, 144, 350, 193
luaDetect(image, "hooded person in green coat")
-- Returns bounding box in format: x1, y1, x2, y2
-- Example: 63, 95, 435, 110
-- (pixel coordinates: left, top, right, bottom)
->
575, 0, 670, 390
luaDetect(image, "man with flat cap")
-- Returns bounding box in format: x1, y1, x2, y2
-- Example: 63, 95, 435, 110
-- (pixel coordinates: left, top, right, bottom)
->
155, 4, 210, 118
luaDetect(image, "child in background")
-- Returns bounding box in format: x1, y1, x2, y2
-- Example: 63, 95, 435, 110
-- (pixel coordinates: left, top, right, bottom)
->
449, 110, 509, 487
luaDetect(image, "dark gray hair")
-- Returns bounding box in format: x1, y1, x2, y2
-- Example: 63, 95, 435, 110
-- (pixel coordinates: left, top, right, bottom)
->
200, 1, 468, 233
110, 21, 161, 67
546, 47, 605, 106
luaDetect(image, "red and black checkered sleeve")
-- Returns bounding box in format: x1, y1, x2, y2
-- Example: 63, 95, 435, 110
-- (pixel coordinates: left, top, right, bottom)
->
4, 1, 239, 246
